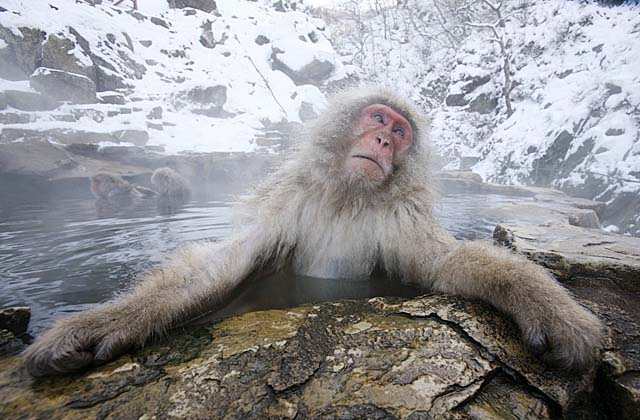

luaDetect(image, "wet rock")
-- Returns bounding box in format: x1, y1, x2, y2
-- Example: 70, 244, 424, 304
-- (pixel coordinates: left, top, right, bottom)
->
493, 222, 640, 419
0, 137, 77, 176
0, 91, 6, 110
1, 89, 59, 111
41, 33, 96, 82
0, 295, 600, 418
30, 67, 97, 104
98, 91, 125, 105
568, 211, 600, 229
0, 329, 25, 358
168, 0, 217, 13
0, 25, 45, 80
99, 145, 146, 159
436, 172, 535, 197
0, 307, 30, 336
468, 92, 498, 114
139, 40, 152, 47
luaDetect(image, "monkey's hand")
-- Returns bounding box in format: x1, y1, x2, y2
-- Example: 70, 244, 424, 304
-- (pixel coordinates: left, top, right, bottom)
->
22, 304, 138, 377
517, 289, 604, 370
432, 242, 604, 371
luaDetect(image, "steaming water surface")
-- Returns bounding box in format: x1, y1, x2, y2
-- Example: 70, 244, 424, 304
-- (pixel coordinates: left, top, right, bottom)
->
0, 194, 530, 334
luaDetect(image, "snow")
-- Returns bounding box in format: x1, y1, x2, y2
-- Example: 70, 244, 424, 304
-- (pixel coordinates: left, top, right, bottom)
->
0, 78, 34, 92
0, 0, 344, 154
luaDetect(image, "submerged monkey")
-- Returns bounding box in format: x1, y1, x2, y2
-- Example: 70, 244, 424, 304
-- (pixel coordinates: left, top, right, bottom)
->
24, 87, 603, 376
91, 173, 157, 200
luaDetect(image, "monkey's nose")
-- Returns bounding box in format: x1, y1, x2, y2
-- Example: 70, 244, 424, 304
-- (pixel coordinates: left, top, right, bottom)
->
376, 136, 390, 147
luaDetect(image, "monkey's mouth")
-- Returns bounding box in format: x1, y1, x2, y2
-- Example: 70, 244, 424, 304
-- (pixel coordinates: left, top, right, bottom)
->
352, 155, 385, 174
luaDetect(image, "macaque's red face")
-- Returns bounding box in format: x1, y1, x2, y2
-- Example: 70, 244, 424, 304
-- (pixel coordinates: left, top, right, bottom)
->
347, 104, 414, 181
91, 178, 100, 194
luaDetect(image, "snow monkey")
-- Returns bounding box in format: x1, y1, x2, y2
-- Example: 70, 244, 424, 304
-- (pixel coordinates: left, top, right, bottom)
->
91, 173, 157, 200
24, 87, 603, 376
151, 166, 191, 198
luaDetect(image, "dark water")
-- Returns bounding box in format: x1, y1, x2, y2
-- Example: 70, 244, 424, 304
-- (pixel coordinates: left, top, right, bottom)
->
0, 193, 529, 334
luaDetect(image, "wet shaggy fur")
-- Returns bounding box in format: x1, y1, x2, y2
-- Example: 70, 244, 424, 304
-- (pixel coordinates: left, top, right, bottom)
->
91, 173, 156, 200
151, 167, 191, 198
23, 86, 604, 376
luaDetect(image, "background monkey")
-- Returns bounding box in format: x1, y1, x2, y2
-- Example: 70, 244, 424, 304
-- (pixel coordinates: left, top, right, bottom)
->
91, 173, 157, 200
24, 86, 603, 376
151, 166, 191, 198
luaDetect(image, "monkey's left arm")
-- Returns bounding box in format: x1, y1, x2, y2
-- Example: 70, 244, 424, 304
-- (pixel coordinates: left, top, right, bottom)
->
426, 241, 604, 370
22, 226, 278, 377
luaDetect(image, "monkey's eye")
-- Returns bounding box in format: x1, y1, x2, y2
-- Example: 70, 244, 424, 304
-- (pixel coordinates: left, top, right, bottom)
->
372, 113, 384, 123
393, 127, 406, 137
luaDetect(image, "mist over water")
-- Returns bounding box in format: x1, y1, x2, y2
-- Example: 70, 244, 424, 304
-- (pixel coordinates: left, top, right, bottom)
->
0, 192, 530, 334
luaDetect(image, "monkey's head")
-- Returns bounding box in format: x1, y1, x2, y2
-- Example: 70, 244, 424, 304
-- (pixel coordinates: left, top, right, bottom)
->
91, 173, 130, 198
303, 86, 430, 196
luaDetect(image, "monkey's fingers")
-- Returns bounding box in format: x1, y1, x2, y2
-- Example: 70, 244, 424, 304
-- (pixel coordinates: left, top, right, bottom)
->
522, 305, 604, 371
22, 336, 95, 377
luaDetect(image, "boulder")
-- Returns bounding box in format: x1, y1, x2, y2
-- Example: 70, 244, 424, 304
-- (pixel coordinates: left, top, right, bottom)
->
0, 25, 45, 80
146, 106, 163, 119
186, 85, 227, 106
0, 307, 30, 336
0, 137, 77, 176
272, 55, 334, 85
298, 101, 317, 122
0, 294, 601, 418
445, 92, 468, 107
493, 222, 640, 419
111, 129, 149, 146
468, 92, 497, 114
150, 17, 170, 29
168, 0, 217, 13
1, 89, 59, 111
30, 67, 97, 104
0, 329, 25, 358
462, 74, 491, 94
97, 91, 125, 105
0, 111, 32, 124
41, 33, 96, 82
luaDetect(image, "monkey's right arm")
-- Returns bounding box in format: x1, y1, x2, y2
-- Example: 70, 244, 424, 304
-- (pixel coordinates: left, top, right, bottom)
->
23, 227, 275, 377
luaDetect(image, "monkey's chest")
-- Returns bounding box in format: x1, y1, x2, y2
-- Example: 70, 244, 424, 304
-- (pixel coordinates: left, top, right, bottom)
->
293, 221, 379, 279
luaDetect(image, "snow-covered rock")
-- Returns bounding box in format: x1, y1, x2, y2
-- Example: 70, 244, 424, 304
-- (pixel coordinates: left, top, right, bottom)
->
0, 0, 345, 157
319, 0, 640, 236
30, 67, 97, 104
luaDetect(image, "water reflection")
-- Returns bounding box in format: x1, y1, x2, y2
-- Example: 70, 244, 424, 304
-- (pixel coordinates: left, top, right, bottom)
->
0, 193, 530, 334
